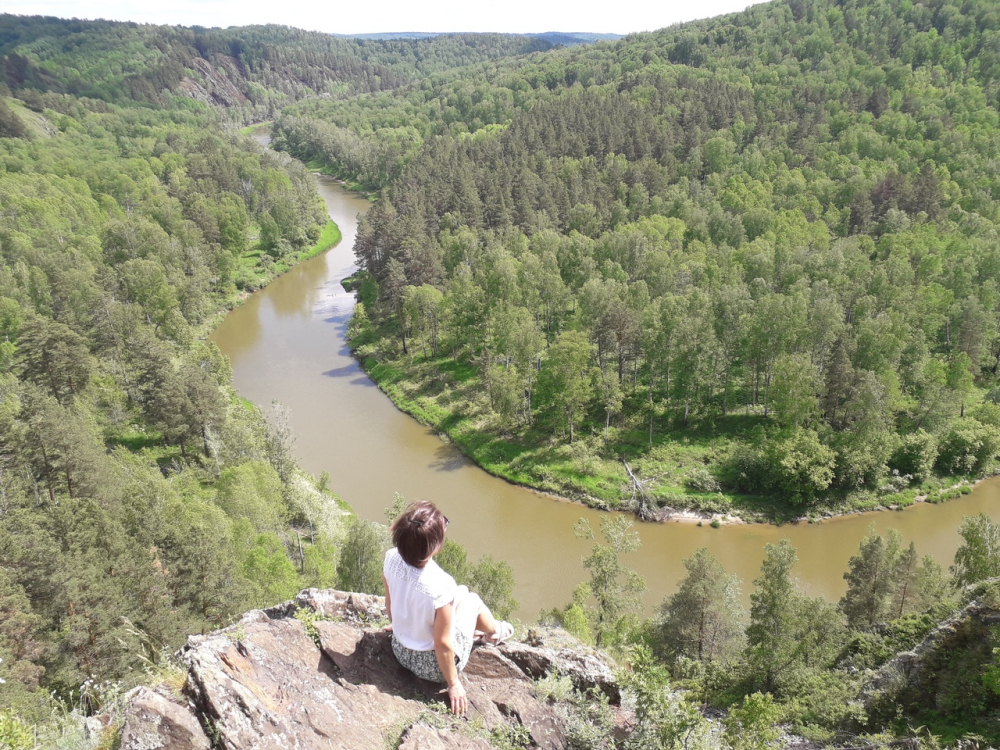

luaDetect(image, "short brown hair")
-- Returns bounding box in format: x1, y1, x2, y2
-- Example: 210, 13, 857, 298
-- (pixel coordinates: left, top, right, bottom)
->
390, 501, 447, 567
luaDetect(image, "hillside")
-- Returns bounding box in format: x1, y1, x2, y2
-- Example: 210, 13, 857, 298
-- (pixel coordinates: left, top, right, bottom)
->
0, 15, 559, 121
272, 0, 1000, 520
336, 31, 623, 46
41, 582, 1000, 749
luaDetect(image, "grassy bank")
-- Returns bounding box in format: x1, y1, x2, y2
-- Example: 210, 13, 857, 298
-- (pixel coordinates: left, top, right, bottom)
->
195, 219, 342, 341
240, 120, 273, 135
351, 346, 984, 525
295, 219, 342, 262
303, 158, 378, 199
239, 219, 340, 284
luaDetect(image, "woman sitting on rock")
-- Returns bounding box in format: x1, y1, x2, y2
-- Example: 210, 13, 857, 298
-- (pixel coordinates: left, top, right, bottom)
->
383, 500, 514, 716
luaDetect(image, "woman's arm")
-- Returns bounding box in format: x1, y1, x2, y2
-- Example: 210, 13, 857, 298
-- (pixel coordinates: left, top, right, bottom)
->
382, 576, 392, 631
433, 603, 467, 716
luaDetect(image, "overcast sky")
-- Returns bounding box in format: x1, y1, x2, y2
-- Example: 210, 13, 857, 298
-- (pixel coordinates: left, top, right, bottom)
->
6, 0, 767, 36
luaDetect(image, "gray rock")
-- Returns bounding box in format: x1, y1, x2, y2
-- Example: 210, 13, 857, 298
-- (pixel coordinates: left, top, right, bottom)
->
398, 724, 492, 749
499, 640, 620, 703
136, 589, 627, 750
862, 593, 1000, 707
120, 687, 210, 750
180, 616, 424, 750
263, 589, 386, 623
316, 620, 566, 749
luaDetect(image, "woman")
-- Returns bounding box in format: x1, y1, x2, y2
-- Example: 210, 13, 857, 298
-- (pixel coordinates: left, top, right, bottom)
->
382, 501, 514, 716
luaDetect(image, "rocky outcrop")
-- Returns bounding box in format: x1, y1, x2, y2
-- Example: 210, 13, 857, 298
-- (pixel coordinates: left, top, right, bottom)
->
119, 687, 209, 750
119, 589, 620, 750
398, 724, 493, 749
178, 58, 248, 108
500, 637, 619, 703
861, 588, 1000, 711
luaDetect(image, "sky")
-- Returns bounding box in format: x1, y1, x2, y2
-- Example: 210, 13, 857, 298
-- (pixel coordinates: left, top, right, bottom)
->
5, 0, 768, 36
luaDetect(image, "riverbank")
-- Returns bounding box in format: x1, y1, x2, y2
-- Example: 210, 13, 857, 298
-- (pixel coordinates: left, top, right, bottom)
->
347, 341, 988, 526
302, 157, 378, 200
196, 218, 342, 341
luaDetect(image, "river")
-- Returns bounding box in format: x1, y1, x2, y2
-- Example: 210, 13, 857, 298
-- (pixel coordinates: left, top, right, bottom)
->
211, 133, 1000, 618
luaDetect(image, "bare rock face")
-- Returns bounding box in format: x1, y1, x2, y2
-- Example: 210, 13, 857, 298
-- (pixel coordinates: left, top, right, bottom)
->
142, 590, 621, 750
862, 592, 1000, 709
499, 638, 620, 703
263, 588, 387, 623
180, 611, 425, 749
398, 724, 493, 749
187, 58, 248, 107
119, 686, 210, 750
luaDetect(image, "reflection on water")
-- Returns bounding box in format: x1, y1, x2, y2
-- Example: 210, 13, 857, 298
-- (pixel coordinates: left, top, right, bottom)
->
212, 176, 1000, 618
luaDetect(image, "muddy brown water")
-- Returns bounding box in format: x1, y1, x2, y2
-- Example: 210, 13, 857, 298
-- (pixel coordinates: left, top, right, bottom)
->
213, 134, 1000, 618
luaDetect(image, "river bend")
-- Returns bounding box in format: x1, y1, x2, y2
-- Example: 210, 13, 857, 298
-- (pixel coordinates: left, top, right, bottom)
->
211, 150, 1000, 617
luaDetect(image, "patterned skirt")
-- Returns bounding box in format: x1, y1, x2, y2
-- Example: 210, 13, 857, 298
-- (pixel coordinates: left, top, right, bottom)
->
391, 627, 473, 683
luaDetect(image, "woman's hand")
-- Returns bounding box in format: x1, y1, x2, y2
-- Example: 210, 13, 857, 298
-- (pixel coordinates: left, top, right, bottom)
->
447, 680, 467, 716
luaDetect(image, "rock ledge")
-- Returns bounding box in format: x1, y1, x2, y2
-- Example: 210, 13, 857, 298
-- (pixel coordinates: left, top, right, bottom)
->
118, 589, 620, 750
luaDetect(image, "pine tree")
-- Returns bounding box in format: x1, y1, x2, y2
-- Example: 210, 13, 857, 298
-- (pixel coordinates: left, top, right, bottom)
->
575, 515, 646, 647
839, 526, 901, 630
746, 539, 799, 690
823, 337, 854, 424
16, 316, 94, 405
659, 548, 744, 662
889, 541, 920, 620
952, 514, 1000, 587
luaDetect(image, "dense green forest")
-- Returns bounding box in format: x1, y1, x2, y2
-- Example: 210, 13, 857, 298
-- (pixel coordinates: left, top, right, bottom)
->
0, 88, 344, 716
0, 15, 560, 123
0, 33, 529, 740
281, 0, 1000, 519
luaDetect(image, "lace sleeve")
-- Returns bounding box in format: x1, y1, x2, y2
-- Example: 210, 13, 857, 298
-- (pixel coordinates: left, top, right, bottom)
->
431, 578, 457, 610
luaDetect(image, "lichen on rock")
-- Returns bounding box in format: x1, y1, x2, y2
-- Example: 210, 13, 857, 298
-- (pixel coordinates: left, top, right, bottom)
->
118, 589, 622, 750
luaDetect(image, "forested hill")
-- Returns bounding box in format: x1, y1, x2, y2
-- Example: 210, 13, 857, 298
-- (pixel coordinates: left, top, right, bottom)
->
0, 25, 525, 736
336, 31, 624, 45
0, 15, 560, 121
299, 0, 1000, 519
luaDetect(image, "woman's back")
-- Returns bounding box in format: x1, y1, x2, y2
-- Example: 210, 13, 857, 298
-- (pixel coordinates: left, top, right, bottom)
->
383, 547, 457, 651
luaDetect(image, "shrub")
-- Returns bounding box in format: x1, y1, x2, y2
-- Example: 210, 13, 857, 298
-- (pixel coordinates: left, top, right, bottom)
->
335, 517, 389, 595
936, 419, 1000, 475
685, 466, 721, 493
834, 433, 894, 490
215, 460, 288, 533
0, 712, 33, 750
972, 401, 1000, 428
889, 430, 938, 482
721, 428, 835, 503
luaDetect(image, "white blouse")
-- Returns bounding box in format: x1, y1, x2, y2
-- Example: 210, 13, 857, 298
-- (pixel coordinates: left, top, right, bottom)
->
383, 547, 458, 651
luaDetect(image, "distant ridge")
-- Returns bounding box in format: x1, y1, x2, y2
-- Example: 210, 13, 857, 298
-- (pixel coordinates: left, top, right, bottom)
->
333, 31, 622, 45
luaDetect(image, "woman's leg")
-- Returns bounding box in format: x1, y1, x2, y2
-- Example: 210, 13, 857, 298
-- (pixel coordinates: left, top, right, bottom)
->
453, 587, 499, 640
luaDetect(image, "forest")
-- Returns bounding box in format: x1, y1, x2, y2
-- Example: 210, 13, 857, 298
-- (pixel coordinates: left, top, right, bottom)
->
0, 15, 560, 122
535, 513, 1000, 747
3, 0, 1000, 747
0, 30, 522, 748
280, 0, 1000, 519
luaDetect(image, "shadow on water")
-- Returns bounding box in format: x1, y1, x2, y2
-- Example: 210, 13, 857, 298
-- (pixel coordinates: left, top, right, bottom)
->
322, 364, 359, 377
322, 366, 376, 388
430, 442, 469, 473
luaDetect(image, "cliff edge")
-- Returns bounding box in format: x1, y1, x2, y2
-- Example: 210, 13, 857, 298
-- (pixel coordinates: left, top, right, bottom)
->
116, 589, 620, 750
